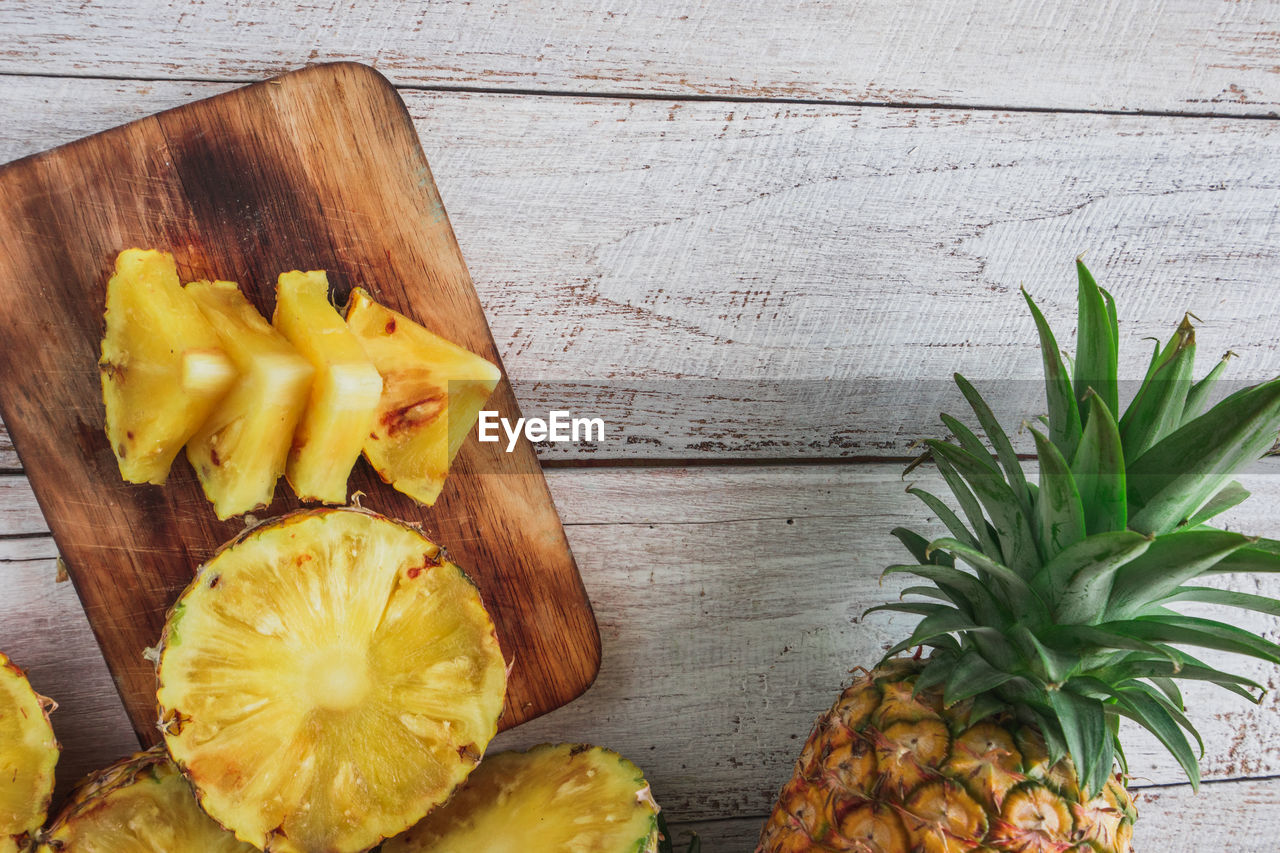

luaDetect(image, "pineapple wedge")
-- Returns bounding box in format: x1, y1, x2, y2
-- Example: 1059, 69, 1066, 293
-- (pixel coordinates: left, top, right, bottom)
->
156, 509, 508, 853
272, 271, 382, 504
346, 288, 501, 506
0, 653, 59, 853
384, 744, 662, 853
100, 249, 236, 484
185, 281, 314, 519
39, 747, 255, 852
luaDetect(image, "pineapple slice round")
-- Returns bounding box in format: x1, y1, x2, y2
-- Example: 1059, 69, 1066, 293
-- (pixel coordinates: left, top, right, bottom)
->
38, 746, 254, 852
156, 509, 508, 853
383, 744, 661, 853
0, 653, 58, 853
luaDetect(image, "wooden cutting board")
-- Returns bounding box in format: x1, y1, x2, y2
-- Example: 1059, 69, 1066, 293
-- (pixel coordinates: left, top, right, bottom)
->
0, 62, 600, 744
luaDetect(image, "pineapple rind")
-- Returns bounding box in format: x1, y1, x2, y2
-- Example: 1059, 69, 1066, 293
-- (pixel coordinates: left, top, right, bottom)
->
157, 508, 507, 853
273, 271, 383, 504
0, 653, 58, 853
37, 746, 255, 852
100, 249, 235, 485
383, 744, 660, 853
185, 281, 315, 519
346, 288, 501, 507
758, 662, 1135, 853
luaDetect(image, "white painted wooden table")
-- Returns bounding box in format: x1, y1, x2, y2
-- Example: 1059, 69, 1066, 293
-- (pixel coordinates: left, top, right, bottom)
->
3, 3, 1280, 849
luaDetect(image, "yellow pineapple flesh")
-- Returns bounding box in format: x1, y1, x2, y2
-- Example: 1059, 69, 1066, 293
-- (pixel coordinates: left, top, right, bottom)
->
383, 744, 661, 853
156, 509, 508, 853
38, 746, 254, 852
184, 281, 314, 519
757, 660, 1136, 853
0, 653, 58, 853
345, 288, 501, 506
99, 249, 235, 484
272, 271, 382, 504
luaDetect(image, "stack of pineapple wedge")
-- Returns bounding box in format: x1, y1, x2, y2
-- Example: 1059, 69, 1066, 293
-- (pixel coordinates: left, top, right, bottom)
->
100, 249, 502, 518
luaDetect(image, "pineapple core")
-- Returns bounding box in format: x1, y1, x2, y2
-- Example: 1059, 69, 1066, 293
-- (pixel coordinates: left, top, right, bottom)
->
184, 281, 314, 519
99, 249, 235, 484
272, 271, 382, 505
346, 288, 501, 506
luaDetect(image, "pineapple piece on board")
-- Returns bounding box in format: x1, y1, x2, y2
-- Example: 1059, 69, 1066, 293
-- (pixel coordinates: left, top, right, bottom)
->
384, 744, 661, 853
185, 281, 314, 519
100, 249, 235, 485
156, 509, 508, 853
272, 271, 382, 504
0, 653, 58, 853
346, 288, 501, 507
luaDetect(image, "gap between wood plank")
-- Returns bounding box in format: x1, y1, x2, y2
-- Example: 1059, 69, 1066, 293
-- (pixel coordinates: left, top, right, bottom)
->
1, 68, 1278, 123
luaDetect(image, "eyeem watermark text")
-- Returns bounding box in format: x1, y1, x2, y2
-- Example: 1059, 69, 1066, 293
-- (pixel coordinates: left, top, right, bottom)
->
478, 410, 606, 452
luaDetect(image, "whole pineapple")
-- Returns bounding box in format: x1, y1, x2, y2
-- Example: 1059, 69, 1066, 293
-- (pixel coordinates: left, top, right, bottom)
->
760, 261, 1280, 853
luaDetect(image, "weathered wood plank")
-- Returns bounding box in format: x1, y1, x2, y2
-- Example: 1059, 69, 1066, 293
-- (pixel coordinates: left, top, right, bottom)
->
6, 463, 1280, 817
1, 79, 1279, 466
1, 2, 1279, 115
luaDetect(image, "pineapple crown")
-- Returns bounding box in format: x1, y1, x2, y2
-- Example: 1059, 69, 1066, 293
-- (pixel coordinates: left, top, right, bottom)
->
878, 260, 1280, 799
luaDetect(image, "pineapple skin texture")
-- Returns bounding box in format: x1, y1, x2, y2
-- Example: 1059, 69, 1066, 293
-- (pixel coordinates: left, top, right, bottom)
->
38, 746, 255, 852
757, 659, 1136, 853
0, 653, 58, 853
272, 271, 382, 505
384, 744, 661, 853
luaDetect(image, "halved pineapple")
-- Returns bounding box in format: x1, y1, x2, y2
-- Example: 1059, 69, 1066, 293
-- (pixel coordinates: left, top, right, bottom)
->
38, 746, 254, 852
0, 653, 58, 853
185, 281, 315, 519
383, 744, 661, 853
346, 289, 501, 506
100, 249, 236, 484
156, 508, 508, 853
272, 271, 382, 504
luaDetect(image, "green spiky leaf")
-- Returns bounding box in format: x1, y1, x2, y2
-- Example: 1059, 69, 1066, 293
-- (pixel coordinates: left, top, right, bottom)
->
907, 488, 981, 552
1071, 392, 1127, 535
1182, 351, 1234, 424
1184, 481, 1251, 528
891, 527, 955, 568
1023, 288, 1082, 460
1029, 425, 1086, 561
1112, 687, 1201, 791
944, 651, 1015, 707
1106, 530, 1255, 618
1127, 378, 1280, 535
940, 413, 999, 473
1048, 687, 1111, 797
1073, 261, 1120, 423
954, 373, 1033, 524
929, 441, 1039, 573
1034, 530, 1151, 616
1119, 315, 1196, 459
